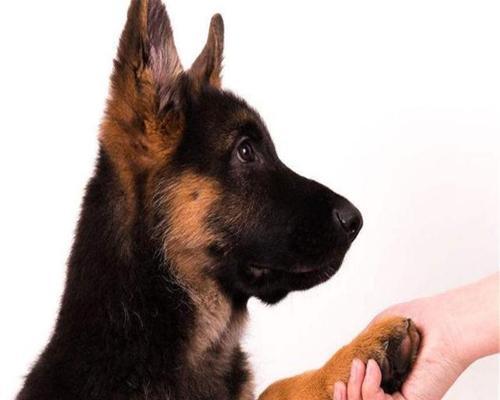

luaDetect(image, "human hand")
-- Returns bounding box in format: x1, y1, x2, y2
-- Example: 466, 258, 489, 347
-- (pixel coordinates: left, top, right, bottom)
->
333, 273, 500, 400
333, 296, 467, 400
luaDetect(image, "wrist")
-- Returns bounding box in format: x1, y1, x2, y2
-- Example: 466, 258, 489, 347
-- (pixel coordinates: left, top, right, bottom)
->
432, 291, 472, 371
436, 274, 499, 368
417, 293, 470, 373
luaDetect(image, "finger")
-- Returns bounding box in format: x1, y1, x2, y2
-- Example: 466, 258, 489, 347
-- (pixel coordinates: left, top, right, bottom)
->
362, 359, 383, 399
333, 381, 347, 400
347, 358, 365, 400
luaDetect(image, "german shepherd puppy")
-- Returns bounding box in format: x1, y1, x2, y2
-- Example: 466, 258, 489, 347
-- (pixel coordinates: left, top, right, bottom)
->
17, 1, 419, 399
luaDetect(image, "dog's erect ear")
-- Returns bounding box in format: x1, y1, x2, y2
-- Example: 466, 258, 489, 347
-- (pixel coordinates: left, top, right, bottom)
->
114, 0, 183, 110
101, 0, 186, 188
189, 14, 224, 88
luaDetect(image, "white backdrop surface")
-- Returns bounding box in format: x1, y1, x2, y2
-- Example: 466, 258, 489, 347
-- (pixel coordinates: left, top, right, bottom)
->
0, 1, 498, 399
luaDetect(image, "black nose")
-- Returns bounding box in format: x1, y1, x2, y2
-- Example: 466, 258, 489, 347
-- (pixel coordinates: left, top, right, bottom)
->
334, 204, 363, 241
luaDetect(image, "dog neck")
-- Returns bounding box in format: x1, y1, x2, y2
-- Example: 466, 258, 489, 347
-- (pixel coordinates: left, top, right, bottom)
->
63, 150, 246, 369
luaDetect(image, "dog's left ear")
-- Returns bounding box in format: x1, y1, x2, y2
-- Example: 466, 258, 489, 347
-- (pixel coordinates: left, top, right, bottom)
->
189, 14, 224, 88
100, 0, 187, 187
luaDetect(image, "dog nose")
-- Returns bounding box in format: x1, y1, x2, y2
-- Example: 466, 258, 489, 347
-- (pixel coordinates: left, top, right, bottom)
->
334, 205, 363, 241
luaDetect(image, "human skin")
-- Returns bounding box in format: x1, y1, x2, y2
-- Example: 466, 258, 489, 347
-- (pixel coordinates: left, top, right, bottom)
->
333, 273, 500, 400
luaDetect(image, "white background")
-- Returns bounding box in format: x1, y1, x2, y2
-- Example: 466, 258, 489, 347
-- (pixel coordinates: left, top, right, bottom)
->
0, 1, 498, 399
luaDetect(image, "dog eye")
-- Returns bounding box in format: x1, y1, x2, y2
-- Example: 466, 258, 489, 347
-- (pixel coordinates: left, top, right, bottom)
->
236, 139, 255, 163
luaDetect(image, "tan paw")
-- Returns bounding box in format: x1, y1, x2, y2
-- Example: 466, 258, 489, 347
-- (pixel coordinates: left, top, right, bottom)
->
352, 316, 421, 393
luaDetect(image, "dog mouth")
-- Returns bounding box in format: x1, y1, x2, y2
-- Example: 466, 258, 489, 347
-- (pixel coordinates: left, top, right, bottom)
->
242, 257, 344, 304
247, 258, 342, 284
228, 246, 350, 303
249, 263, 322, 278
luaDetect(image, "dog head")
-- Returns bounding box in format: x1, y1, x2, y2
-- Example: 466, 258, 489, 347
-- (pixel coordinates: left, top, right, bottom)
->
101, 0, 362, 304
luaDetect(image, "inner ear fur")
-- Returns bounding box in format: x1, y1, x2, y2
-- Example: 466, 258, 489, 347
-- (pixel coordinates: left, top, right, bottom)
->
115, 0, 183, 102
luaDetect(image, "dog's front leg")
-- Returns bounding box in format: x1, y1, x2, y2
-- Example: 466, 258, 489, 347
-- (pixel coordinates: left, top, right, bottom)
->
258, 316, 420, 400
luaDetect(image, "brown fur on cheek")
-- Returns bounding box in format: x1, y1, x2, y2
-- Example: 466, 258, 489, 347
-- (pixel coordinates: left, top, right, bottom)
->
161, 172, 221, 257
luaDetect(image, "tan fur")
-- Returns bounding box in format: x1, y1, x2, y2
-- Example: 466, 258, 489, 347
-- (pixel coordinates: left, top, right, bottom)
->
259, 317, 420, 400
163, 172, 220, 255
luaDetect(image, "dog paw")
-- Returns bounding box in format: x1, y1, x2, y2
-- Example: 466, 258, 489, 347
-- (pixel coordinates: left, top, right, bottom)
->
355, 316, 421, 393
259, 317, 420, 400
